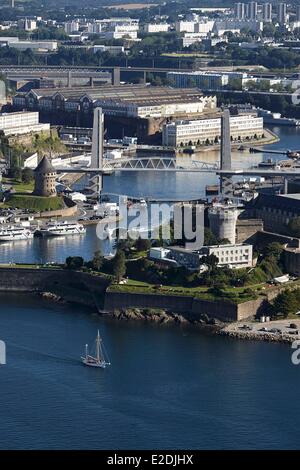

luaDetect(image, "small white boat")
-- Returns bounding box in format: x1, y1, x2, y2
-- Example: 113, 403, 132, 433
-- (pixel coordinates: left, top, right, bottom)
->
0, 225, 34, 242
81, 330, 110, 368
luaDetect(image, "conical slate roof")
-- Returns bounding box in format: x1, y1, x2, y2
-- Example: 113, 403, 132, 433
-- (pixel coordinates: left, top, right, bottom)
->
34, 156, 55, 173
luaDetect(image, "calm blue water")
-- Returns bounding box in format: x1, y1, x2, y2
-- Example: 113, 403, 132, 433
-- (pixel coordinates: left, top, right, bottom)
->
0, 126, 300, 449
0, 292, 299, 450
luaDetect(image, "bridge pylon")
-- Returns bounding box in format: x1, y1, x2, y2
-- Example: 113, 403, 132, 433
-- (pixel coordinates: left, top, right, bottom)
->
88, 107, 104, 200
220, 109, 233, 198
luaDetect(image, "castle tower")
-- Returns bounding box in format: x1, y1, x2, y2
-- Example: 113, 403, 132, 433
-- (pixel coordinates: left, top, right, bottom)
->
208, 204, 238, 244
33, 156, 57, 197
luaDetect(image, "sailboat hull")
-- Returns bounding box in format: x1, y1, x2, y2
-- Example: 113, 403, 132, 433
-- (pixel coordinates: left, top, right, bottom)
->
81, 357, 107, 368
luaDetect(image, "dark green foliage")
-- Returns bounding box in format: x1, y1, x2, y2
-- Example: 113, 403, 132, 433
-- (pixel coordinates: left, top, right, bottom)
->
21, 168, 34, 184
111, 250, 126, 282
65, 256, 84, 270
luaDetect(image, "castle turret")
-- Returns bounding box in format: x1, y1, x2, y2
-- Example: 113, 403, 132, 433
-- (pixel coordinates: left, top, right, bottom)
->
33, 156, 57, 197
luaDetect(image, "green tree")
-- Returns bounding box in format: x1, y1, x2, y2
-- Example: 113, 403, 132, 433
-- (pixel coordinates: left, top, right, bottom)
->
65, 256, 84, 270
112, 250, 126, 282
92, 250, 103, 271
21, 168, 34, 184
9, 166, 22, 180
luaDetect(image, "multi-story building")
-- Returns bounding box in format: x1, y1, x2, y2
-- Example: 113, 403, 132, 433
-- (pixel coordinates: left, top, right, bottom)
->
104, 25, 138, 40
234, 3, 245, 20
0, 111, 49, 136
262, 3, 272, 23
278, 3, 287, 24
64, 21, 80, 34
175, 21, 196, 33
248, 2, 258, 20
248, 193, 300, 235
200, 244, 253, 268
297, 5, 300, 22
87, 22, 102, 34
162, 114, 264, 147
213, 19, 263, 36
167, 70, 247, 90
167, 243, 253, 270
143, 23, 170, 33
182, 33, 208, 48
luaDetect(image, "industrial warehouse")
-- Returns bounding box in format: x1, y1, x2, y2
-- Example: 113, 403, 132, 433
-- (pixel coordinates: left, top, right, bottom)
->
12, 85, 217, 142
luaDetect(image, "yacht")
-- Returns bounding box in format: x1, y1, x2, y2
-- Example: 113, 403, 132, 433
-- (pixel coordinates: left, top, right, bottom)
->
35, 220, 86, 237
0, 225, 34, 242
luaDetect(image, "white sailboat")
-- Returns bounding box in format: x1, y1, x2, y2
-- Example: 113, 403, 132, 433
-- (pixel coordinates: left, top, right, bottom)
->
81, 330, 110, 368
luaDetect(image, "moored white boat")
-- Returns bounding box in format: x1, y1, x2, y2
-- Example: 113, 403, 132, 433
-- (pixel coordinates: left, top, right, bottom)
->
0, 225, 34, 242
35, 220, 86, 237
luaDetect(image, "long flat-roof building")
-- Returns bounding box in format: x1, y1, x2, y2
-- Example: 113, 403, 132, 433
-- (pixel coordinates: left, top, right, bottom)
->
0, 111, 49, 136
13, 85, 217, 143
162, 113, 263, 147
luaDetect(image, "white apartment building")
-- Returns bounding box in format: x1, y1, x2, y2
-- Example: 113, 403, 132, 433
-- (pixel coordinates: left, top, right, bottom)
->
143, 23, 170, 33
200, 244, 253, 269
104, 25, 138, 40
262, 3, 272, 23
234, 3, 245, 20
87, 22, 102, 34
278, 3, 287, 24
213, 19, 263, 36
162, 114, 264, 146
0, 112, 50, 136
175, 21, 196, 33
64, 21, 80, 34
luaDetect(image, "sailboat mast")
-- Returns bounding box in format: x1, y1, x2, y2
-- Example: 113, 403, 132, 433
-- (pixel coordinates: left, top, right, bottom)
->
96, 330, 100, 362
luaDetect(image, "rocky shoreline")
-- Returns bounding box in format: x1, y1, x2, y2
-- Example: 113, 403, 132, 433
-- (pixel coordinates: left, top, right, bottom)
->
37, 292, 297, 345
104, 307, 224, 331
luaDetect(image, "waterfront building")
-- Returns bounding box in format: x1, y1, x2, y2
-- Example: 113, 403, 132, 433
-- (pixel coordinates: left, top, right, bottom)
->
0, 111, 50, 136
162, 114, 264, 147
208, 204, 239, 244
33, 156, 57, 197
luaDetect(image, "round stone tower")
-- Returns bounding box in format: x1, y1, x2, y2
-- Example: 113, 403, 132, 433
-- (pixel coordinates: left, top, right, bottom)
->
33, 156, 57, 197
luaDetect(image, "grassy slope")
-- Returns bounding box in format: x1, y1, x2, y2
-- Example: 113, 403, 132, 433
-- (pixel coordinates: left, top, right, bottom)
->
4, 194, 64, 211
